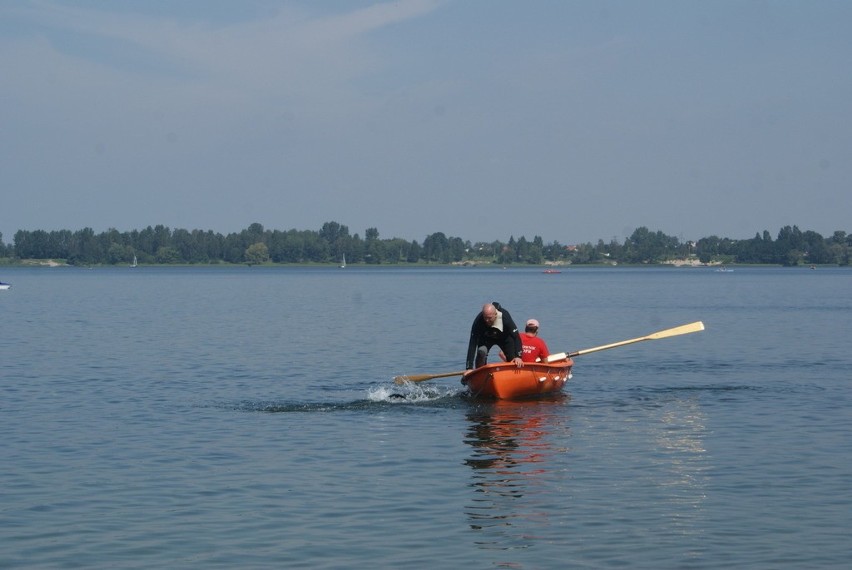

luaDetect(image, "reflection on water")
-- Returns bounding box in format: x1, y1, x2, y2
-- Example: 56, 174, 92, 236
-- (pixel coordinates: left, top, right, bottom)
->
650, 392, 710, 539
463, 397, 570, 550
461, 391, 713, 556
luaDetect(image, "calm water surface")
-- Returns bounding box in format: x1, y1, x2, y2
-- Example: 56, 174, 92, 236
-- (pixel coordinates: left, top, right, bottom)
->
1, 266, 850, 568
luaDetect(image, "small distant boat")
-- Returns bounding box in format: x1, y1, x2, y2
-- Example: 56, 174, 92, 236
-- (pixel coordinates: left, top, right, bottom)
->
543, 269, 561, 274
716, 266, 734, 272
461, 359, 574, 400
0, 281, 11, 290
130, 255, 138, 268
339, 253, 346, 268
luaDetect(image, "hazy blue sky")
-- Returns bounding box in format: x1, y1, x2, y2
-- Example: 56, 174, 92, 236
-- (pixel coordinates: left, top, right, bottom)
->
2, 0, 850, 245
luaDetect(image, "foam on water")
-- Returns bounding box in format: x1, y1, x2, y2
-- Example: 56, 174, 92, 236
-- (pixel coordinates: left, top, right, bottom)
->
367, 382, 463, 403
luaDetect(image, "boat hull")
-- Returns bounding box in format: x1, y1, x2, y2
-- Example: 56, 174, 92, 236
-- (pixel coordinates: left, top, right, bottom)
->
461, 360, 573, 400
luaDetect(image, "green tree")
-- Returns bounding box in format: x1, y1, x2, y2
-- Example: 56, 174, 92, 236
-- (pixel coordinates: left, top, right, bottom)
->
775, 225, 803, 265
624, 227, 679, 263
423, 232, 449, 263
68, 227, 101, 265
384, 238, 409, 263
196, 229, 222, 263
152, 225, 172, 253
784, 249, 804, 266
223, 233, 245, 263
19, 229, 52, 259
364, 227, 384, 264
696, 235, 722, 263
801, 230, 829, 264
526, 235, 544, 264
245, 242, 270, 266
470, 241, 495, 260
156, 246, 180, 264
137, 226, 156, 257
319, 221, 349, 244
106, 242, 128, 264
172, 229, 197, 263
498, 236, 517, 264
448, 237, 466, 262
269, 230, 303, 262
515, 236, 529, 262
406, 240, 422, 263
302, 231, 329, 262
245, 223, 265, 246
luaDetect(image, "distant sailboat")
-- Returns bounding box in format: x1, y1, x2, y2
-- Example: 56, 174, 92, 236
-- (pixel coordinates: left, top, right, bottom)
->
131, 255, 138, 268
339, 253, 346, 268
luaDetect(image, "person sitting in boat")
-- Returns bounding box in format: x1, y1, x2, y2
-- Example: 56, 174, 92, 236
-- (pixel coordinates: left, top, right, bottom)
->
466, 302, 523, 371
519, 318, 551, 362
499, 318, 551, 363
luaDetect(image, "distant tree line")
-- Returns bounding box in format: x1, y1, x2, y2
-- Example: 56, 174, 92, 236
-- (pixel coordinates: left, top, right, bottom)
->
1, 223, 850, 267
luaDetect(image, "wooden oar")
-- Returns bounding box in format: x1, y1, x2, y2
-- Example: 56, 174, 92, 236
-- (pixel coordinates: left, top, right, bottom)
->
546, 321, 705, 362
395, 321, 704, 384
394, 370, 468, 385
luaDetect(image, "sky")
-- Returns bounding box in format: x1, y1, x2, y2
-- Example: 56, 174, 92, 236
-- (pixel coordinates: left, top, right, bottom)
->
1, 0, 850, 246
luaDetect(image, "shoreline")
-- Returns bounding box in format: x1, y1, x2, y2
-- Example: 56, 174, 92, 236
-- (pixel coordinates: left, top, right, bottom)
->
3, 258, 839, 270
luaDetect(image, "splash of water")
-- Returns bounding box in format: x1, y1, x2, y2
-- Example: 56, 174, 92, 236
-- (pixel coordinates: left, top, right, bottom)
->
367, 382, 462, 403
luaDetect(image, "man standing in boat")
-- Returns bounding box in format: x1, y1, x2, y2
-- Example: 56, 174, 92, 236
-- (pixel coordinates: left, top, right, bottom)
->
466, 302, 524, 371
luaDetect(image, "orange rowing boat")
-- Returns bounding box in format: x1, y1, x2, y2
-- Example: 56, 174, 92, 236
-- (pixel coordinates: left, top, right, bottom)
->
461, 359, 574, 400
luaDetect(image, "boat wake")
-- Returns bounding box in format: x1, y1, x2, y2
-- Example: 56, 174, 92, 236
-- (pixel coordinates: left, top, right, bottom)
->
367, 382, 462, 403
217, 383, 464, 413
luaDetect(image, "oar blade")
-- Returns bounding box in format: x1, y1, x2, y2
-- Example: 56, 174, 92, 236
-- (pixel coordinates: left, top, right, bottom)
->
646, 321, 704, 340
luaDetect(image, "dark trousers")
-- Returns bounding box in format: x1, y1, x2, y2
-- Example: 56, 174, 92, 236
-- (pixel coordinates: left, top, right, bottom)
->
475, 339, 513, 367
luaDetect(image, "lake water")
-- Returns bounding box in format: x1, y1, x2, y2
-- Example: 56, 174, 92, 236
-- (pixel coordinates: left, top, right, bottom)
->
1, 265, 850, 569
